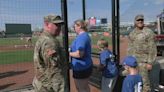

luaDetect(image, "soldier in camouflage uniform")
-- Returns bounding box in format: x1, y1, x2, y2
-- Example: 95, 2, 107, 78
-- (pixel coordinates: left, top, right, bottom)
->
127, 14, 157, 92
33, 14, 67, 92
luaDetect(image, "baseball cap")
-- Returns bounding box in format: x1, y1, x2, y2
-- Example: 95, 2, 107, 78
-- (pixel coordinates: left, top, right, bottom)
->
135, 14, 144, 21
44, 14, 64, 24
123, 56, 137, 67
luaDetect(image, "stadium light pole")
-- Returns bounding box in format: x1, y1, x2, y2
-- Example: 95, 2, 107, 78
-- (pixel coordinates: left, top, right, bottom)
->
61, 0, 70, 92
82, 0, 86, 20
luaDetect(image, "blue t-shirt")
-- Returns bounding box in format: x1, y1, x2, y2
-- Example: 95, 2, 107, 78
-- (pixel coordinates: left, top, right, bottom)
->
99, 49, 118, 78
70, 32, 93, 71
122, 74, 143, 92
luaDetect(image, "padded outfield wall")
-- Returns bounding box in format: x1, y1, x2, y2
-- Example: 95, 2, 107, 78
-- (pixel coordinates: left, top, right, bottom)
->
5, 24, 32, 37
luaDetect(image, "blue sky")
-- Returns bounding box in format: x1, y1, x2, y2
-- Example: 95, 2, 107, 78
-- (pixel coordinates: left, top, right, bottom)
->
0, 0, 163, 30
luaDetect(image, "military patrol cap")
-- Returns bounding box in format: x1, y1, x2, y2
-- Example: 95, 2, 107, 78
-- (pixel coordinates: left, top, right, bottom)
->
135, 14, 144, 21
123, 56, 137, 67
44, 14, 64, 24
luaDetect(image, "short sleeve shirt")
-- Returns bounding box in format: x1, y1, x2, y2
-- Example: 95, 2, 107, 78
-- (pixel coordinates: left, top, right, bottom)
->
70, 32, 93, 71
122, 74, 143, 92
100, 50, 112, 77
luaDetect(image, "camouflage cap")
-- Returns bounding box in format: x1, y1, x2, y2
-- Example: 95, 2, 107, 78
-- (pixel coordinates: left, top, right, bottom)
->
135, 14, 144, 21
44, 14, 64, 24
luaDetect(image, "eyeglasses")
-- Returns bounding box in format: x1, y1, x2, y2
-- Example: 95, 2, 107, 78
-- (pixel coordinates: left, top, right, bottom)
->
136, 19, 144, 21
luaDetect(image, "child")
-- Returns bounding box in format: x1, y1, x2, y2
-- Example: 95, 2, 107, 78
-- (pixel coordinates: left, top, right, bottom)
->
122, 56, 143, 92
97, 38, 118, 92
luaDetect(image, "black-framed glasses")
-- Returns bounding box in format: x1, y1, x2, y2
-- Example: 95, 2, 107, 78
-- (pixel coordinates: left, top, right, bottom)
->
136, 19, 144, 21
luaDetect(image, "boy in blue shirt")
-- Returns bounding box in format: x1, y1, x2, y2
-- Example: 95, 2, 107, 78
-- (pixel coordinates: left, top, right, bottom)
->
97, 39, 118, 92
122, 56, 143, 92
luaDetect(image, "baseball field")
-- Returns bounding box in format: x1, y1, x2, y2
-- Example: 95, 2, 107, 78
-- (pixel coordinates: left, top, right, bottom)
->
0, 34, 128, 92
0, 35, 113, 65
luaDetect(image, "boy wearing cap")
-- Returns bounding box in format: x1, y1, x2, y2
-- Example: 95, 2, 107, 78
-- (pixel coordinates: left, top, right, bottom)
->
128, 14, 157, 92
97, 38, 118, 92
33, 14, 68, 92
122, 56, 143, 92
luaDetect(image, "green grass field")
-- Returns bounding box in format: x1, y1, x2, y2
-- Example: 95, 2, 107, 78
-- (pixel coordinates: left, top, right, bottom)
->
0, 35, 113, 65
0, 50, 33, 64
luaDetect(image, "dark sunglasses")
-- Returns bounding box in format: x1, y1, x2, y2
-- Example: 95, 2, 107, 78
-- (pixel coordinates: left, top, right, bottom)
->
54, 23, 62, 26
136, 19, 144, 21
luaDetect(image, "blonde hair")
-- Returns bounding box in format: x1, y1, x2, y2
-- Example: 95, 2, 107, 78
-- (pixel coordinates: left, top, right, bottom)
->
97, 38, 108, 48
74, 19, 88, 31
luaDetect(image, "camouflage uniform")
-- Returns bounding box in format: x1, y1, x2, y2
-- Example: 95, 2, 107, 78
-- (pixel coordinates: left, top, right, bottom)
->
33, 31, 67, 92
128, 27, 157, 92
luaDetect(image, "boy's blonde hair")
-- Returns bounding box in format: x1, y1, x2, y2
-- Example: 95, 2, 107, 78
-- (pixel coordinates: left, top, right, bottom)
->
97, 38, 108, 48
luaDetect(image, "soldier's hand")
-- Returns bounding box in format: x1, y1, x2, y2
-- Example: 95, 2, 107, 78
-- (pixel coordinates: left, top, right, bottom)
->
146, 64, 152, 70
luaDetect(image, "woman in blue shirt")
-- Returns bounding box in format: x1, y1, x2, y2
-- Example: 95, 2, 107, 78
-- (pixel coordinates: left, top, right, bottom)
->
69, 19, 93, 92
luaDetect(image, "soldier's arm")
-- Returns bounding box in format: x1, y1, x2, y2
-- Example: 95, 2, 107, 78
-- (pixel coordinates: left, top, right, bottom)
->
41, 39, 58, 66
42, 40, 68, 70
147, 31, 157, 65
33, 39, 46, 73
127, 33, 135, 55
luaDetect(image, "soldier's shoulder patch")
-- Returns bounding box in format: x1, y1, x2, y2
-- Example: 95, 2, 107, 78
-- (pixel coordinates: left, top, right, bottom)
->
46, 49, 56, 57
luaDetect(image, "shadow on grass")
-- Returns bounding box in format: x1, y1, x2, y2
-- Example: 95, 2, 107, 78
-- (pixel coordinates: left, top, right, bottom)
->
0, 83, 16, 90
0, 70, 28, 79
